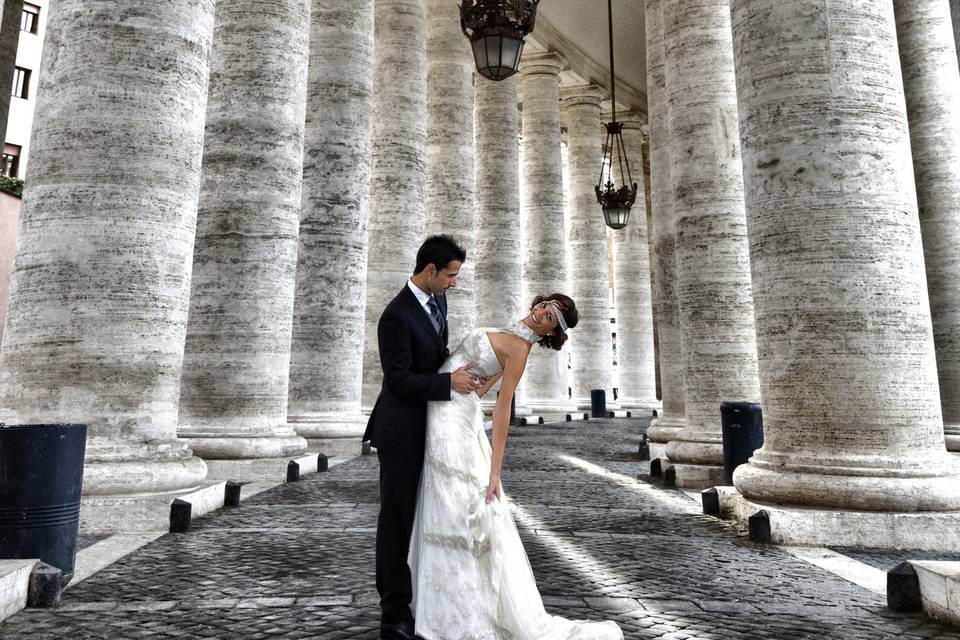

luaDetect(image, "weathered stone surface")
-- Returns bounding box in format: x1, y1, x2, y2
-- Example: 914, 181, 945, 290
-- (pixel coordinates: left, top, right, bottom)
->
0, 0, 23, 141
474, 75, 529, 415
895, 0, 960, 452
425, 0, 475, 347
663, 0, 761, 489
611, 115, 659, 411
0, 0, 211, 500
362, 0, 428, 409
644, 0, 686, 448
288, 0, 373, 451
730, 0, 960, 510
561, 85, 615, 409
519, 52, 574, 414
178, 0, 310, 471
952, 0, 960, 68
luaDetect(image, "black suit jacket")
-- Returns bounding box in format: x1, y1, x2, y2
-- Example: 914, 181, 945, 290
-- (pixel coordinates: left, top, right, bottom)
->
363, 285, 451, 454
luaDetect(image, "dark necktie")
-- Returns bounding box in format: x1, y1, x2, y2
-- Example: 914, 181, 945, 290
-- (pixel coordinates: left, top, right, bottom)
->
426, 296, 444, 336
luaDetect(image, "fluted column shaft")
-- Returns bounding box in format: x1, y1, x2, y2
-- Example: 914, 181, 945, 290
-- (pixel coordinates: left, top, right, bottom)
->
475, 75, 528, 414
288, 0, 373, 452
663, 0, 761, 488
895, 0, 960, 452
519, 53, 573, 414
362, 0, 428, 408
561, 86, 615, 408
0, 0, 212, 501
426, 0, 475, 346
178, 0, 310, 474
645, 0, 686, 449
611, 117, 659, 410
731, 0, 960, 511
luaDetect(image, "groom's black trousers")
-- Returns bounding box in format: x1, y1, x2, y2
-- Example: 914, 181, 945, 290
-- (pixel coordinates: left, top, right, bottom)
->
376, 450, 425, 625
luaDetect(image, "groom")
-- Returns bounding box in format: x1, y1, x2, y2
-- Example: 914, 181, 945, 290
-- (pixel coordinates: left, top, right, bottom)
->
363, 235, 482, 640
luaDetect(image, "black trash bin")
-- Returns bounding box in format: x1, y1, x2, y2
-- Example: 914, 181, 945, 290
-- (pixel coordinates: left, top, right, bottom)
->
720, 403, 763, 485
590, 390, 606, 418
0, 424, 87, 581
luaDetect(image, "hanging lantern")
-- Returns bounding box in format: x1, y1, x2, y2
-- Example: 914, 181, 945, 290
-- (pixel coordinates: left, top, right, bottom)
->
460, 0, 540, 81
595, 0, 637, 229
596, 122, 636, 230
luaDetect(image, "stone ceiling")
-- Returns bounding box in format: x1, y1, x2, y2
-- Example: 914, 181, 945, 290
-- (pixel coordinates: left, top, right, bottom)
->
530, 0, 647, 116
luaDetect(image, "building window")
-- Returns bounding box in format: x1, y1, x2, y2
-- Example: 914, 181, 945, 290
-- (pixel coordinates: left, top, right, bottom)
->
2, 144, 21, 178
12, 67, 30, 99
20, 4, 39, 34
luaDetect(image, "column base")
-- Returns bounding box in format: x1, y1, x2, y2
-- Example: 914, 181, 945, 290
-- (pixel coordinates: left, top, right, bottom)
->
289, 411, 366, 457
712, 487, 960, 551
734, 453, 960, 511
647, 414, 685, 445
82, 438, 208, 497
945, 423, 960, 452
666, 437, 723, 466
648, 442, 670, 462
670, 463, 726, 490
179, 422, 308, 461
524, 400, 579, 416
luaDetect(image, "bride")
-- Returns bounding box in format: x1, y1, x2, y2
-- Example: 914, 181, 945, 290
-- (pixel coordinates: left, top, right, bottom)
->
408, 294, 624, 640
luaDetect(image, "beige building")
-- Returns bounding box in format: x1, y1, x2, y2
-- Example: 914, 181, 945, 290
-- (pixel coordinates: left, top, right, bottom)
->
3, 1, 46, 179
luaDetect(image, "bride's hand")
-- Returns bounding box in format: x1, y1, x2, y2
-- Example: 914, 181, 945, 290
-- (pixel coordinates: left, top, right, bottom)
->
485, 474, 501, 504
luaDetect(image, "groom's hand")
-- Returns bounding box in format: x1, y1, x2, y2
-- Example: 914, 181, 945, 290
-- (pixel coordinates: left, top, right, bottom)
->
451, 363, 483, 394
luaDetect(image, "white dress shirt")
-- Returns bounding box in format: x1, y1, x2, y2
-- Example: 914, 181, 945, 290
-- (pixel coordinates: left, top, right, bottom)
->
407, 279, 435, 316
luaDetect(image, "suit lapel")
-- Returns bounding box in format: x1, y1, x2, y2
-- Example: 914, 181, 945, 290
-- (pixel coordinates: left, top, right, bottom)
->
402, 285, 445, 352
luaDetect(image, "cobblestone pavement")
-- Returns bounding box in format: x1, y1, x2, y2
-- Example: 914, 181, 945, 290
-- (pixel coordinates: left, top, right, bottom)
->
4, 417, 960, 639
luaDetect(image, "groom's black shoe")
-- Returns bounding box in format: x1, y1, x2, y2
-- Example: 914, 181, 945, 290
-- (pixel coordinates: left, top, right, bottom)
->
380, 620, 424, 640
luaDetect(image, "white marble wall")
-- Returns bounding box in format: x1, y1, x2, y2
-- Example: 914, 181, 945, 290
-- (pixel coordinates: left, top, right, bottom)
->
895, 0, 960, 452
561, 86, 615, 409
288, 0, 373, 453
0, 0, 212, 499
426, 0, 475, 346
178, 0, 310, 477
663, 0, 761, 489
611, 116, 659, 410
519, 52, 573, 414
645, 0, 686, 450
731, 0, 960, 511
362, 0, 428, 408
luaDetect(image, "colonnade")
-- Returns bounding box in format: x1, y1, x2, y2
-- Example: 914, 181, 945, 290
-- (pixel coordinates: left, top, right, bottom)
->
4, 0, 960, 539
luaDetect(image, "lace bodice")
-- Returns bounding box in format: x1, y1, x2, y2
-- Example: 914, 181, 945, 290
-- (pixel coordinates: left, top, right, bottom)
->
439, 321, 537, 378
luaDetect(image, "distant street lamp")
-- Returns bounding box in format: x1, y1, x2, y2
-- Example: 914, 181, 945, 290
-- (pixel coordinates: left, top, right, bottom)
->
460, 0, 540, 81
595, 0, 637, 230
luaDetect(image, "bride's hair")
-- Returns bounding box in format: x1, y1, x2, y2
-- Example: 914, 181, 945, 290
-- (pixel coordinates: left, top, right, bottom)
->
530, 293, 578, 351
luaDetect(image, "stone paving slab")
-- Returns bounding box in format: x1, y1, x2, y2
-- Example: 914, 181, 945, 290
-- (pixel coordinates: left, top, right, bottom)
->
2, 417, 960, 638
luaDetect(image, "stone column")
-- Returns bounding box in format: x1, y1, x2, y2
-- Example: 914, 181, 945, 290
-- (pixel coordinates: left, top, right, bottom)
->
951, 0, 960, 67
178, 0, 310, 479
662, 0, 761, 488
426, 0, 475, 346
895, 0, 960, 452
362, 0, 428, 409
731, 0, 960, 510
0, 0, 22, 141
561, 85, 616, 409
288, 0, 373, 455
0, 0, 212, 526
519, 52, 574, 415
611, 115, 659, 411
474, 74, 528, 415
645, 0, 686, 456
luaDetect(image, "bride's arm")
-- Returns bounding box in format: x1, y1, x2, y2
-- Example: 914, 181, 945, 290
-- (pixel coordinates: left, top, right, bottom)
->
485, 339, 529, 504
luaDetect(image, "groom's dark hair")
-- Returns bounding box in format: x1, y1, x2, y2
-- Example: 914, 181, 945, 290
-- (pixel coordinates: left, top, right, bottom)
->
414, 235, 467, 274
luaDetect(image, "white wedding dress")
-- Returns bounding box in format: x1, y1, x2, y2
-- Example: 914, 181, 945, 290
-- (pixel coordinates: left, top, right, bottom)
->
408, 322, 624, 640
